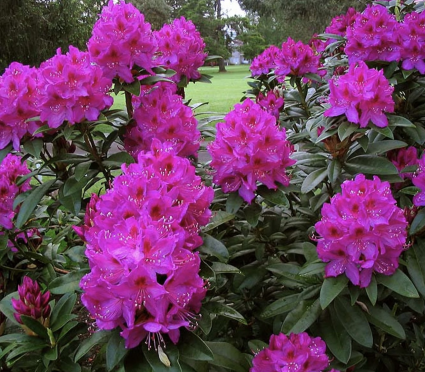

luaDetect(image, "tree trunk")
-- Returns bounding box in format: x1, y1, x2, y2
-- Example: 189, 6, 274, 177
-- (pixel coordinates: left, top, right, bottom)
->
218, 58, 227, 72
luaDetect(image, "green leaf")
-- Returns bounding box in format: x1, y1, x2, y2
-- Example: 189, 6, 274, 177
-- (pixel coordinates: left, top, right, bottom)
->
244, 202, 262, 227
122, 80, 141, 96
366, 140, 407, 155
410, 209, 425, 235
63, 176, 86, 197
50, 293, 77, 331
334, 297, 373, 348
139, 75, 174, 86
204, 302, 247, 324
198, 307, 212, 335
406, 240, 425, 297
74, 330, 110, 362
74, 162, 92, 182
6, 342, 46, 362
338, 121, 358, 141
301, 167, 328, 193
327, 159, 341, 184
260, 294, 300, 319
179, 330, 214, 361
0, 292, 20, 325
106, 330, 128, 371
15, 179, 56, 228
281, 299, 321, 334
345, 155, 398, 175
366, 276, 378, 306
320, 307, 352, 364
377, 269, 419, 298
372, 126, 394, 139
59, 187, 82, 216
366, 306, 406, 339
248, 340, 268, 354
202, 211, 234, 232
257, 185, 289, 206
23, 138, 44, 157
57, 357, 82, 372
388, 115, 416, 127
199, 234, 229, 262
102, 151, 135, 167
320, 276, 349, 309
204, 342, 247, 372
226, 192, 244, 214
48, 269, 89, 295
211, 262, 241, 274
143, 343, 182, 372
20, 315, 49, 340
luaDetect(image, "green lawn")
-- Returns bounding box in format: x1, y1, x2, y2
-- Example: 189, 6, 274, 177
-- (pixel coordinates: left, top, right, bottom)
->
111, 65, 251, 116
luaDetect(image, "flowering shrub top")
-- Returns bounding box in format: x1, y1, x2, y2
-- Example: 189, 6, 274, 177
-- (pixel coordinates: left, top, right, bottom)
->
124, 82, 200, 158
315, 174, 408, 287
400, 10, 425, 73
256, 90, 284, 119
208, 99, 295, 203
88, 0, 156, 82
251, 332, 331, 372
0, 154, 30, 229
77, 142, 213, 348
250, 45, 280, 76
154, 17, 207, 83
0, 62, 43, 150
325, 61, 395, 128
39, 46, 113, 128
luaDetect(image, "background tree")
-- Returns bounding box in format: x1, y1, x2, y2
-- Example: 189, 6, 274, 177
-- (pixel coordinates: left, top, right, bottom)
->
128, 0, 171, 29
0, 0, 107, 71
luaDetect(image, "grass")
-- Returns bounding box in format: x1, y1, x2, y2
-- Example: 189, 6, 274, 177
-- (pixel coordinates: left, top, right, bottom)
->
111, 65, 251, 116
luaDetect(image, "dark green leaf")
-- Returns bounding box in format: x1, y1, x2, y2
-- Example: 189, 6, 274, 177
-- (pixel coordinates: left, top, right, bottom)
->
0, 292, 20, 325
334, 297, 373, 348
74, 162, 92, 181
406, 240, 425, 297
338, 121, 358, 141
59, 186, 82, 216
204, 342, 247, 372
74, 330, 110, 362
198, 307, 212, 335
102, 151, 135, 167
244, 202, 262, 227
345, 155, 398, 175
63, 176, 86, 197
281, 299, 321, 334
257, 185, 289, 206
143, 343, 181, 372
23, 138, 44, 157
49, 269, 89, 295
139, 75, 173, 86
388, 115, 416, 127
57, 357, 82, 372
372, 126, 394, 139
226, 192, 244, 214
122, 80, 141, 96
202, 211, 235, 232
204, 302, 247, 324
260, 294, 299, 318
365, 276, 378, 306
301, 167, 328, 193
366, 140, 407, 155
199, 234, 229, 262
6, 342, 46, 362
106, 330, 128, 371
50, 293, 77, 330
320, 276, 349, 309
410, 208, 425, 235
179, 330, 214, 361
328, 159, 341, 184
16, 179, 56, 228
20, 315, 49, 340
211, 262, 241, 274
377, 269, 419, 298
366, 306, 406, 339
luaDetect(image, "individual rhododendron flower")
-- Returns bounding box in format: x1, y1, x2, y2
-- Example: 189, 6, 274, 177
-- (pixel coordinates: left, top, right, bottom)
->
0, 62, 43, 150
274, 38, 325, 82
256, 90, 284, 120
250, 45, 280, 76
388, 146, 418, 181
208, 99, 295, 203
88, 0, 156, 83
325, 7, 358, 38
400, 11, 425, 73
250, 332, 330, 372
78, 141, 213, 348
0, 154, 31, 230
324, 61, 395, 128
315, 174, 408, 288
345, 5, 401, 63
38, 46, 113, 128
124, 82, 200, 158
154, 17, 207, 83
413, 154, 425, 206
11, 277, 51, 332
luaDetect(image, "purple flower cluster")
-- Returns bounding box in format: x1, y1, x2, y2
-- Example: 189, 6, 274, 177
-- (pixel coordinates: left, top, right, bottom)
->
315, 174, 408, 288
413, 154, 425, 206
251, 332, 331, 372
400, 11, 425, 73
256, 90, 284, 120
345, 5, 401, 63
388, 146, 418, 181
12, 277, 51, 328
250, 45, 280, 76
0, 63, 43, 150
0, 154, 31, 229
325, 8, 358, 38
77, 142, 213, 348
325, 61, 395, 128
154, 17, 207, 83
124, 83, 200, 158
88, 0, 156, 82
38, 46, 113, 128
208, 99, 295, 203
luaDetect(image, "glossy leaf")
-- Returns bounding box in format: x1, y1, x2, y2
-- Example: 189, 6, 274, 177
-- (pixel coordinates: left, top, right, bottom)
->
377, 269, 419, 298
281, 299, 321, 334
366, 306, 406, 339
320, 276, 349, 309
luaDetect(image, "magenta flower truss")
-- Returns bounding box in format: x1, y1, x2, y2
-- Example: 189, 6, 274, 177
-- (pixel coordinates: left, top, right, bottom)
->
400, 11, 425, 73
88, 0, 156, 83
154, 17, 207, 83
250, 332, 330, 372
315, 174, 408, 288
0, 154, 31, 230
274, 38, 324, 82
345, 5, 401, 63
325, 7, 358, 38
0, 62, 44, 150
388, 146, 418, 181
324, 61, 395, 128
256, 90, 284, 120
124, 82, 200, 158
208, 99, 295, 203
250, 45, 280, 76
413, 154, 425, 206
38, 46, 113, 128
11, 276, 51, 327
78, 141, 214, 348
